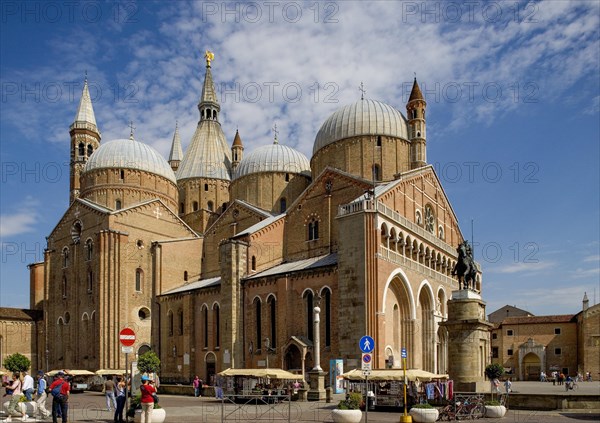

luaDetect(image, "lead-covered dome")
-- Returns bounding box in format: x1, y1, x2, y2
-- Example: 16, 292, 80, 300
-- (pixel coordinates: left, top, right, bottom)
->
84, 138, 176, 184
313, 99, 409, 155
234, 142, 311, 179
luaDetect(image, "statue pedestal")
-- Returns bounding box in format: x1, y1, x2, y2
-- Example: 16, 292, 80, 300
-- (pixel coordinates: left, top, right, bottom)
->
307, 369, 327, 401
441, 290, 493, 392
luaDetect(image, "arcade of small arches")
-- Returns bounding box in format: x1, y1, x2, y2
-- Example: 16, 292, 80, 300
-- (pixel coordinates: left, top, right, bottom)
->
379, 222, 481, 291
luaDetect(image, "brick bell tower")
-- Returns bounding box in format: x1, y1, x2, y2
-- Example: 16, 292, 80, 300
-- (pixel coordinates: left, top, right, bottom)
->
69, 77, 100, 204
407, 77, 427, 169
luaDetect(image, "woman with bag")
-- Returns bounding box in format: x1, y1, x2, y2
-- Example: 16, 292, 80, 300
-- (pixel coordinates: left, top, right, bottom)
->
139, 375, 156, 423
5, 372, 29, 422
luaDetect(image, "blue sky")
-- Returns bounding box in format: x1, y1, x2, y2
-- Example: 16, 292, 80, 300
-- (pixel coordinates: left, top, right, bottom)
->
1, 1, 599, 316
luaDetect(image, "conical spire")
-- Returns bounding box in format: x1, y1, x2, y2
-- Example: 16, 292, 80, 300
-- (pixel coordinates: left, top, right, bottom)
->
408, 77, 424, 103
72, 78, 98, 130
169, 122, 184, 162
198, 50, 220, 121
232, 129, 243, 148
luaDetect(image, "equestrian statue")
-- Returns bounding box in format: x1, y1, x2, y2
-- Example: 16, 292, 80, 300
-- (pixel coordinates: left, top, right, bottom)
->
452, 240, 478, 290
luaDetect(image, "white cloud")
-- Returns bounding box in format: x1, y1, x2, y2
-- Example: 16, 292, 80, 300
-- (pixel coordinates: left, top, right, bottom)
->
489, 261, 555, 274
0, 210, 38, 238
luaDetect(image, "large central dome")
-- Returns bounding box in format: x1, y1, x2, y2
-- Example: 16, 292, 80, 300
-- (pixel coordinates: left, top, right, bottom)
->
313, 99, 409, 155
84, 138, 176, 183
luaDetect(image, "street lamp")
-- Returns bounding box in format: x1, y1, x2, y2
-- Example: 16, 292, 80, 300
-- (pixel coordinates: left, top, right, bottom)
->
45, 349, 49, 371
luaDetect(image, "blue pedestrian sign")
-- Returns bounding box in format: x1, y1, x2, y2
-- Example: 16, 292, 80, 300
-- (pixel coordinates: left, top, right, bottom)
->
401, 347, 407, 359
359, 335, 375, 353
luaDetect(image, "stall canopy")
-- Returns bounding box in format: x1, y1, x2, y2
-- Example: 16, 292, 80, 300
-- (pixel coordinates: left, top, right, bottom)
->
342, 369, 448, 382
96, 369, 126, 376
219, 368, 302, 379
47, 369, 95, 377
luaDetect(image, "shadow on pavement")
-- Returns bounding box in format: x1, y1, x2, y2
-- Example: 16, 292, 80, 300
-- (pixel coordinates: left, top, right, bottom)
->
559, 413, 600, 420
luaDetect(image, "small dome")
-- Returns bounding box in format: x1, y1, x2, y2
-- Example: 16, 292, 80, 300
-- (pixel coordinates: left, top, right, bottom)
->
84, 139, 176, 183
234, 142, 311, 179
313, 99, 409, 155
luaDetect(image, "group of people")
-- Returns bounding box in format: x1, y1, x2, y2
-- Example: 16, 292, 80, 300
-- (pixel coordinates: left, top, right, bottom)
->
2, 369, 70, 423
103, 376, 127, 422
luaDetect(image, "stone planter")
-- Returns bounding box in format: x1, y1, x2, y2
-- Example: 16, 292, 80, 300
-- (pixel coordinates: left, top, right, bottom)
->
485, 405, 507, 418
331, 409, 362, 423
409, 407, 439, 422
133, 407, 166, 423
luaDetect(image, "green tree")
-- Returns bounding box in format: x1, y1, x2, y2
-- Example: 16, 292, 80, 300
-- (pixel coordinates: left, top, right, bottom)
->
3, 353, 31, 373
137, 351, 160, 374
484, 363, 505, 380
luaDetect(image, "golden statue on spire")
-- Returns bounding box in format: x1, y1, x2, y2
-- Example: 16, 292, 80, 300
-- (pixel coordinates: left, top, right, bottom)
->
204, 50, 214, 66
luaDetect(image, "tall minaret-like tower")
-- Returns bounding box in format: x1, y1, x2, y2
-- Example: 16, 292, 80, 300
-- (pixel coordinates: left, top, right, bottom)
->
231, 129, 244, 172
69, 78, 100, 203
407, 77, 427, 169
168, 122, 183, 172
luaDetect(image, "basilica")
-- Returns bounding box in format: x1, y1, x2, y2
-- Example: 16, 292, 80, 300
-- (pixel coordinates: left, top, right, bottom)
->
26, 52, 481, 384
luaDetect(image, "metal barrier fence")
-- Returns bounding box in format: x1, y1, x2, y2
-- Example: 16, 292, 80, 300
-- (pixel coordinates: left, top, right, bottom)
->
220, 394, 292, 422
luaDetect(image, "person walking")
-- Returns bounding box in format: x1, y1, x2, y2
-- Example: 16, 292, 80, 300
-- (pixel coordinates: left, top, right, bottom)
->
5, 372, 29, 422
193, 375, 201, 397
139, 375, 156, 423
104, 377, 117, 412
35, 371, 52, 419
22, 371, 35, 402
114, 376, 126, 423
504, 378, 512, 393
49, 371, 70, 423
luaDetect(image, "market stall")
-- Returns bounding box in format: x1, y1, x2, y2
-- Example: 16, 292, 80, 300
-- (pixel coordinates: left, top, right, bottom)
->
342, 369, 451, 408
218, 368, 303, 402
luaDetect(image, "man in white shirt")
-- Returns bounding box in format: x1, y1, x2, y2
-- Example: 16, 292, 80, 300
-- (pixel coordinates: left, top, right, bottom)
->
22, 371, 35, 401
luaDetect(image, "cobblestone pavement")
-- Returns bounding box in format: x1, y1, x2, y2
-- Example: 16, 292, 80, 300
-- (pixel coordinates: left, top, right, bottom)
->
1, 381, 598, 423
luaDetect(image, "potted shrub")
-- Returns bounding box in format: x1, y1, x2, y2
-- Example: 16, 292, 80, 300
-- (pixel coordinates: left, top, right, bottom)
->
409, 403, 439, 422
332, 392, 363, 423
484, 400, 507, 418
484, 364, 505, 400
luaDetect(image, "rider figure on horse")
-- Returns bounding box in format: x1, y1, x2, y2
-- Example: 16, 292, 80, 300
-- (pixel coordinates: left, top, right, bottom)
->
452, 240, 477, 290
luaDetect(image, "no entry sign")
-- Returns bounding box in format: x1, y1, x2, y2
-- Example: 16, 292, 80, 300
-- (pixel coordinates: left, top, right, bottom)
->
119, 327, 136, 347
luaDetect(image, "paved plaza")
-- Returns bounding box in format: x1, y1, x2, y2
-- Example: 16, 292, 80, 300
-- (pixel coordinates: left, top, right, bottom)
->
2, 381, 597, 423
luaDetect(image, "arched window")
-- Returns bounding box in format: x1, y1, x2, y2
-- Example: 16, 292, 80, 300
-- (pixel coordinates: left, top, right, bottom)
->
115, 199, 122, 210
62, 276, 67, 298
285, 173, 290, 182
135, 268, 143, 291
62, 247, 69, 268
168, 311, 174, 336
280, 198, 287, 213
193, 201, 199, 211
204, 184, 209, 192
213, 304, 220, 348
178, 309, 184, 335
255, 299, 262, 349
376, 135, 382, 146
87, 270, 93, 293
323, 288, 331, 347
180, 202, 184, 214
184, 271, 188, 281
85, 239, 93, 261
372, 164, 381, 181
308, 220, 319, 241
304, 291, 314, 341
78, 143, 85, 157
207, 201, 214, 212
87, 145, 93, 156
268, 296, 277, 348
120, 170, 125, 180
203, 306, 209, 348
251, 256, 256, 271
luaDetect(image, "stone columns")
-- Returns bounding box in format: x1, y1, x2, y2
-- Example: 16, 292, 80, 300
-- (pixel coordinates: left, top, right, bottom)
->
307, 305, 326, 401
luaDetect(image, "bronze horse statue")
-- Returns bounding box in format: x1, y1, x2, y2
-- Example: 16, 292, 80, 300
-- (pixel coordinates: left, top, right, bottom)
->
452, 241, 477, 290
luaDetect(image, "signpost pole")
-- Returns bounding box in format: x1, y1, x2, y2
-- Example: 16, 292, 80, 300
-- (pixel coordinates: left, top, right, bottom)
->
401, 347, 412, 423
125, 351, 129, 422
365, 373, 368, 423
